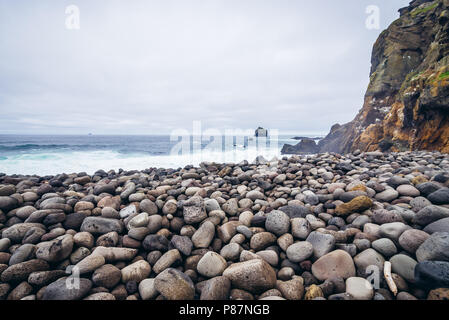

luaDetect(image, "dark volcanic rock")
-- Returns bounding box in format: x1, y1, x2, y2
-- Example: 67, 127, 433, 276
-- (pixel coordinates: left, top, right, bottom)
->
428, 188, 449, 205
415, 261, 449, 289
279, 205, 310, 219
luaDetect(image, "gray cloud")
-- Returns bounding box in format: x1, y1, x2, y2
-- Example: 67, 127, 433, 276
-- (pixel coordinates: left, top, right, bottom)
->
0, 0, 411, 135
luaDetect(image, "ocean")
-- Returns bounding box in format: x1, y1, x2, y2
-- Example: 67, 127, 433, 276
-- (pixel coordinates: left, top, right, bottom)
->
0, 134, 313, 175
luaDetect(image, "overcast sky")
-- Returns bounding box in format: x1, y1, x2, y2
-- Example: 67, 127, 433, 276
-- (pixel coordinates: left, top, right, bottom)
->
0, 0, 410, 135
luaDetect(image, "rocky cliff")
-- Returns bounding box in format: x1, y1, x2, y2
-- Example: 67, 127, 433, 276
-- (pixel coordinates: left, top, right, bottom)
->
286, 0, 449, 154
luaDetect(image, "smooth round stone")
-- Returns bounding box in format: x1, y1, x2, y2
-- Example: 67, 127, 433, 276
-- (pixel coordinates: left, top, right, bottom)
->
152, 249, 182, 274
398, 229, 429, 254
416, 232, 449, 262
306, 231, 335, 259
8, 281, 33, 300
36, 235, 74, 263
197, 252, 227, 278
250, 232, 277, 251
127, 212, 149, 229
73, 232, 94, 249
9, 244, 35, 265
70, 247, 91, 264
162, 200, 177, 215
305, 194, 319, 206
154, 268, 195, 300
424, 217, 449, 234
375, 189, 399, 202
140, 199, 158, 215
74, 254, 105, 274
129, 193, 146, 202
291, 218, 311, 240
121, 260, 151, 283
265, 210, 290, 236
278, 267, 295, 281
222, 259, 276, 294
345, 277, 374, 300
139, 278, 158, 300
26, 270, 64, 290
80, 217, 123, 235
74, 201, 95, 212
311, 250, 356, 281
92, 247, 137, 262
239, 211, 254, 226
379, 222, 410, 241
371, 238, 397, 258
428, 188, 449, 205
277, 233, 294, 252
204, 199, 221, 212
16, 206, 37, 220
256, 250, 278, 267
22, 192, 38, 202
92, 264, 121, 289
0, 259, 49, 282
96, 231, 119, 247
414, 205, 449, 226
64, 213, 87, 230
220, 243, 241, 261
192, 221, 215, 248
286, 242, 313, 263
354, 248, 385, 274
387, 176, 410, 189
147, 215, 162, 233
397, 185, 420, 197
354, 239, 371, 252
390, 254, 417, 283
351, 215, 371, 229
222, 198, 239, 216
246, 190, 265, 201
0, 238, 11, 252
119, 204, 136, 219
236, 225, 253, 239
128, 227, 150, 241
410, 197, 432, 212
0, 196, 18, 211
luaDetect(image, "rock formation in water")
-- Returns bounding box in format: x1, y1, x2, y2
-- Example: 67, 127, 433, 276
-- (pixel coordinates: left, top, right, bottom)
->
286, 0, 449, 155
255, 127, 268, 137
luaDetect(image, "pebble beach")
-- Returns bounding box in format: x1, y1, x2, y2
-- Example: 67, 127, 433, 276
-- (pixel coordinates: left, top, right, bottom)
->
1, 150, 449, 300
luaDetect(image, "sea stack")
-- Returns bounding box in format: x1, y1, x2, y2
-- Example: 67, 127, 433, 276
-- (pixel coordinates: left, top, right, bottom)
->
255, 127, 268, 137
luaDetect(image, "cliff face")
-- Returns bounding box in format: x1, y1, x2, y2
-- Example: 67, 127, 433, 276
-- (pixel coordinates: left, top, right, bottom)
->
318, 0, 449, 154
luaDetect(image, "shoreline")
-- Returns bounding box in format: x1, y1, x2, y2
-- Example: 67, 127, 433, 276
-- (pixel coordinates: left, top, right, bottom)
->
1, 150, 449, 300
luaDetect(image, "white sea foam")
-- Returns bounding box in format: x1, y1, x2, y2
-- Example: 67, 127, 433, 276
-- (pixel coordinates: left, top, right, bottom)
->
0, 145, 283, 176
